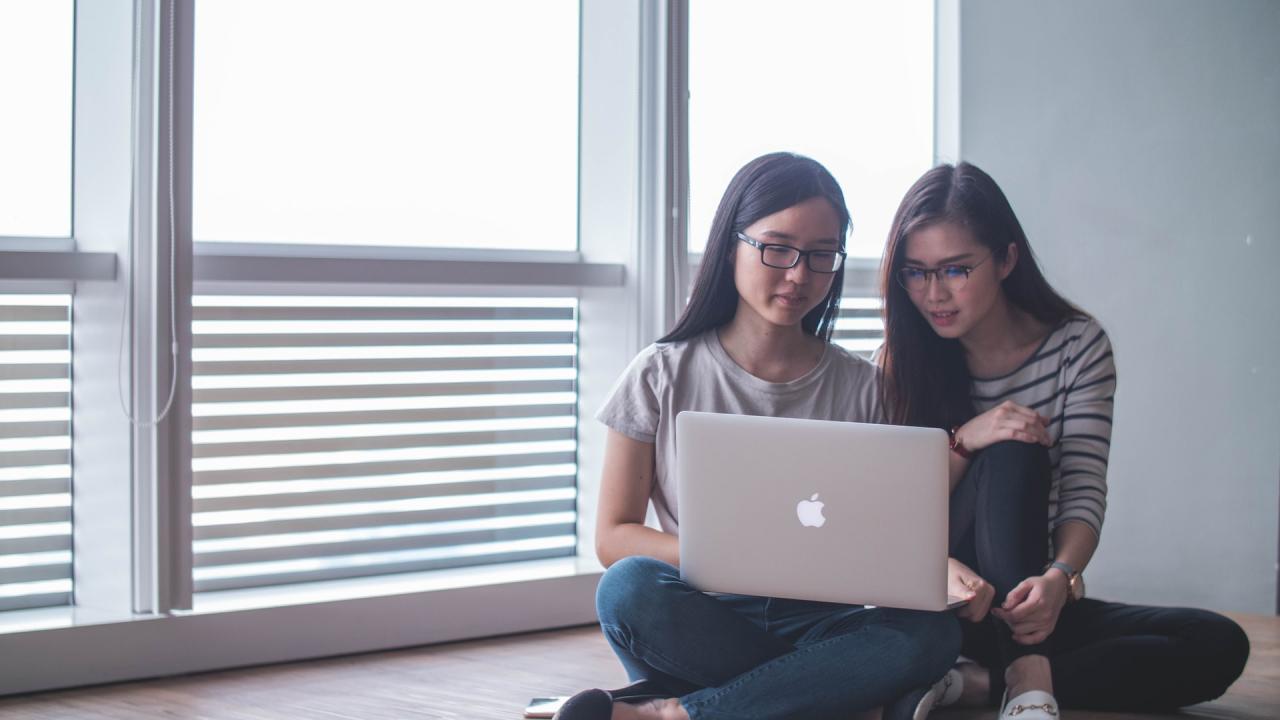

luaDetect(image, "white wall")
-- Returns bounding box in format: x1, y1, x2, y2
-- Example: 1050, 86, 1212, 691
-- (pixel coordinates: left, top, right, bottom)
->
956, 0, 1280, 613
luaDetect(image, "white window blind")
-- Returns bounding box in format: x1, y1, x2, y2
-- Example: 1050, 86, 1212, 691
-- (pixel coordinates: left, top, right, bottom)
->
834, 295, 885, 359
190, 295, 579, 593
0, 294, 72, 612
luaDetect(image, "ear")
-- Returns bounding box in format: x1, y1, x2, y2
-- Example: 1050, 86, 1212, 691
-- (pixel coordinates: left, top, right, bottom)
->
997, 242, 1018, 281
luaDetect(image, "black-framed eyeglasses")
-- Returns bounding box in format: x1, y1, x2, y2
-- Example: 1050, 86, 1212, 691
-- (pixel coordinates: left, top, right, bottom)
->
897, 253, 993, 293
736, 232, 846, 274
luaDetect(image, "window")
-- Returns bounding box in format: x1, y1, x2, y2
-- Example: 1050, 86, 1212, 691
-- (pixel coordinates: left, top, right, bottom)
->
0, 0, 934, 695
0, 1, 73, 239
189, 0, 587, 601
688, 0, 934, 258
192, 0, 579, 251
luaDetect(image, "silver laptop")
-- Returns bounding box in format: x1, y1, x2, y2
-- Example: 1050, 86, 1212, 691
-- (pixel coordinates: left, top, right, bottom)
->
675, 411, 963, 612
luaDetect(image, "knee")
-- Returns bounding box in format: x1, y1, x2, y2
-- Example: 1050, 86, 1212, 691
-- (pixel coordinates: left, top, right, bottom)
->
1187, 612, 1251, 699
595, 555, 679, 626
894, 611, 963, 684
975, 441, 1051, 490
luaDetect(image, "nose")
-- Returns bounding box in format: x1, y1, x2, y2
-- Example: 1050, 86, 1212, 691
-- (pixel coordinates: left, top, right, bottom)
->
785, 259, 812, 284
924, 272, 950, 303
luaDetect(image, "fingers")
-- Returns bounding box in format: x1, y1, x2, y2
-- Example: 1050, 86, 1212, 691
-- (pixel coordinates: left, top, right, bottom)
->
992, 402, 1052, 446
1002, 579, 1032, 610
958, 581, 994, 623
1012, 627, 1050, 645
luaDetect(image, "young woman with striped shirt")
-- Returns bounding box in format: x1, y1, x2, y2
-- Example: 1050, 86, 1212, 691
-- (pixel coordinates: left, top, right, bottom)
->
878, 162, 1249, 720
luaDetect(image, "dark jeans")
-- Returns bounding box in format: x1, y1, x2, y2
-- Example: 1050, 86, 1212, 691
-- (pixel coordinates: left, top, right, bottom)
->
951, 441, 1251, 710
595, 556, 962, 720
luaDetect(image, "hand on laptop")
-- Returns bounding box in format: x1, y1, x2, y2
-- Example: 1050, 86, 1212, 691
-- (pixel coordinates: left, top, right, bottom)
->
947, 557, 994, 622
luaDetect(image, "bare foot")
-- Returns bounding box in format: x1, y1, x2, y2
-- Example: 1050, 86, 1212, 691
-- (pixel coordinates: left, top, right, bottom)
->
1005, 654, 1053, 701
958, 661, 990, 706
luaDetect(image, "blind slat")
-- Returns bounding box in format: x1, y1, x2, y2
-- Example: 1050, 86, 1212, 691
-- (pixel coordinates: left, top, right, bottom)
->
193, 541, 575, 593
0, 335, 68, 352
194, 305, 575, 321
194, 331, 576, 348
194, 472, 575, 513
0, 306, 68, 322
0, 590, 72, 613
0, 449, 68, 469
194, 354, 573, 376
194, 449, 578, 485
193, 498, 575, 540
0, 420, 70, 440
192, 402, 576, 431
0, 477, 69, 498
193, 520, 574, 569
0, 507, 71, 526
0, 392, 69, 410
193, 378, 574, 404
193, 426, 574, 460
0, 363, 69, 381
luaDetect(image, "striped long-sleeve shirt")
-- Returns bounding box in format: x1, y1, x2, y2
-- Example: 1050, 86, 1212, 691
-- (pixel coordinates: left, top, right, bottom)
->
970, 315, 1116, 540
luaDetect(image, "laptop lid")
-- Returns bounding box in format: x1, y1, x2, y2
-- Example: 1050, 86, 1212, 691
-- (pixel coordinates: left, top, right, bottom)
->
675, 411, 951, 611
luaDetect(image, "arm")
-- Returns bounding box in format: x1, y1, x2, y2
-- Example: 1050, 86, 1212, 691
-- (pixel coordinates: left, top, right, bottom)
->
1050, 519, 1098, 581
996, 325, 1115, 642
594, 429, 680, 568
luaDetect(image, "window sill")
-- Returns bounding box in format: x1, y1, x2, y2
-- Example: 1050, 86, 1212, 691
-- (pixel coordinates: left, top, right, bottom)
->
0, 555, 604, 696
193, 242, 626, 288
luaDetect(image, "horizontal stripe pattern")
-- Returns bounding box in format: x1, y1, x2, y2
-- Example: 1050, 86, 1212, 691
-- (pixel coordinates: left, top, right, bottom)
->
0, 295, 73, 612
832, 296, 884, 358
971, 316, 1116, 539
191, 295, 579, 593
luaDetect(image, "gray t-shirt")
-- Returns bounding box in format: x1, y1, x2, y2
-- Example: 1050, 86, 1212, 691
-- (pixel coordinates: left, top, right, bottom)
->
596, 330, 882, 535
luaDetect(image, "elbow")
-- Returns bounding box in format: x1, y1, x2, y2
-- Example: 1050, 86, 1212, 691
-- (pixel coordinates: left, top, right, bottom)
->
594, 526, 617, 569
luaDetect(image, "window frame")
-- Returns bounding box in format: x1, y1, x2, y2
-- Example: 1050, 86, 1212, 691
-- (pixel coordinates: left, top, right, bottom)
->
0, 0, 941, 695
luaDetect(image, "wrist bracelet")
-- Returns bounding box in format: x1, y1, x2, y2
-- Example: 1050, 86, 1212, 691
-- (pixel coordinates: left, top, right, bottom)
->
1046, 560, 1076, 578
948, 426, 972, 459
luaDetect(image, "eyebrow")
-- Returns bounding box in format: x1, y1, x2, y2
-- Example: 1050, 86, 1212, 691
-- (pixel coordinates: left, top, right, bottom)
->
758, 231, 841, 247
902, 252, 978, 266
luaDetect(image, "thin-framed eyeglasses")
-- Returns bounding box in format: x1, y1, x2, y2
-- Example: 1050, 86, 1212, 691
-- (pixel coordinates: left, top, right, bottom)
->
736, 232, 846, 273
897, 253, 994, 293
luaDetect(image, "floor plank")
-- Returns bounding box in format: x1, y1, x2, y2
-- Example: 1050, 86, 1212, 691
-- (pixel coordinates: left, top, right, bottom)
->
0, 613, 1274, 719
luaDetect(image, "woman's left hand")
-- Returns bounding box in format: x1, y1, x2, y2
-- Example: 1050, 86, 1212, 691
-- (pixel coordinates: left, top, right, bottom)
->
991, 571, 1070, 645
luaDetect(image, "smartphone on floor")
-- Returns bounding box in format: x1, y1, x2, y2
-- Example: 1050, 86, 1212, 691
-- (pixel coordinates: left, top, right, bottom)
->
524, 696, 567, 718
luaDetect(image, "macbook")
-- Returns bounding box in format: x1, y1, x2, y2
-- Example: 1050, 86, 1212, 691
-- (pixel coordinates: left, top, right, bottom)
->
675, 411, 964, 612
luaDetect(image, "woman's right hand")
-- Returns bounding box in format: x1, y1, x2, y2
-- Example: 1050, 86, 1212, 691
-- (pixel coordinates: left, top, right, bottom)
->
948, 557, 995, 622
955, 400, 1051, 452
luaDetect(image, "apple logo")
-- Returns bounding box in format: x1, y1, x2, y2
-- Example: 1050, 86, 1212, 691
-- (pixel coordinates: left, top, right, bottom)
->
796, 493, 826, 528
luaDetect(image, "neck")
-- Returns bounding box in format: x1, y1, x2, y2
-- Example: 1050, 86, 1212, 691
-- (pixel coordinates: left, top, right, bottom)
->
717, 304, 820, 381
958, 293, 1034, 362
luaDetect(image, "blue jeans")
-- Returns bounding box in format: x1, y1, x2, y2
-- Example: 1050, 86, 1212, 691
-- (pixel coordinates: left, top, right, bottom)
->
596, 556, 961, 720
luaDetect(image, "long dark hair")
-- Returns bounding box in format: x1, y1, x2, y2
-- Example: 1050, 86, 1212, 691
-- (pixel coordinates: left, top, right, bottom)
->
660, 152, 850, 343
879, 162, 1084, 429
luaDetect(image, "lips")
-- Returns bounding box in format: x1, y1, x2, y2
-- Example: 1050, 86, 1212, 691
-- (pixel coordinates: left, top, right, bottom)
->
774, 294, 808, 308
929, 310, 958, 327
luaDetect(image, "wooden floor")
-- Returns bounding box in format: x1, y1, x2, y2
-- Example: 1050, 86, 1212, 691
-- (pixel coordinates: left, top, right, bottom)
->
0, 613, 1275, 719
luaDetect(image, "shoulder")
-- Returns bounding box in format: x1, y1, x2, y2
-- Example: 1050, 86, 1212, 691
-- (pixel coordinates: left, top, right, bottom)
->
621, 334, 706, 382
1062, 315, 1114, 364
1056, 314, 1117, 389
823, 341, 881, 386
